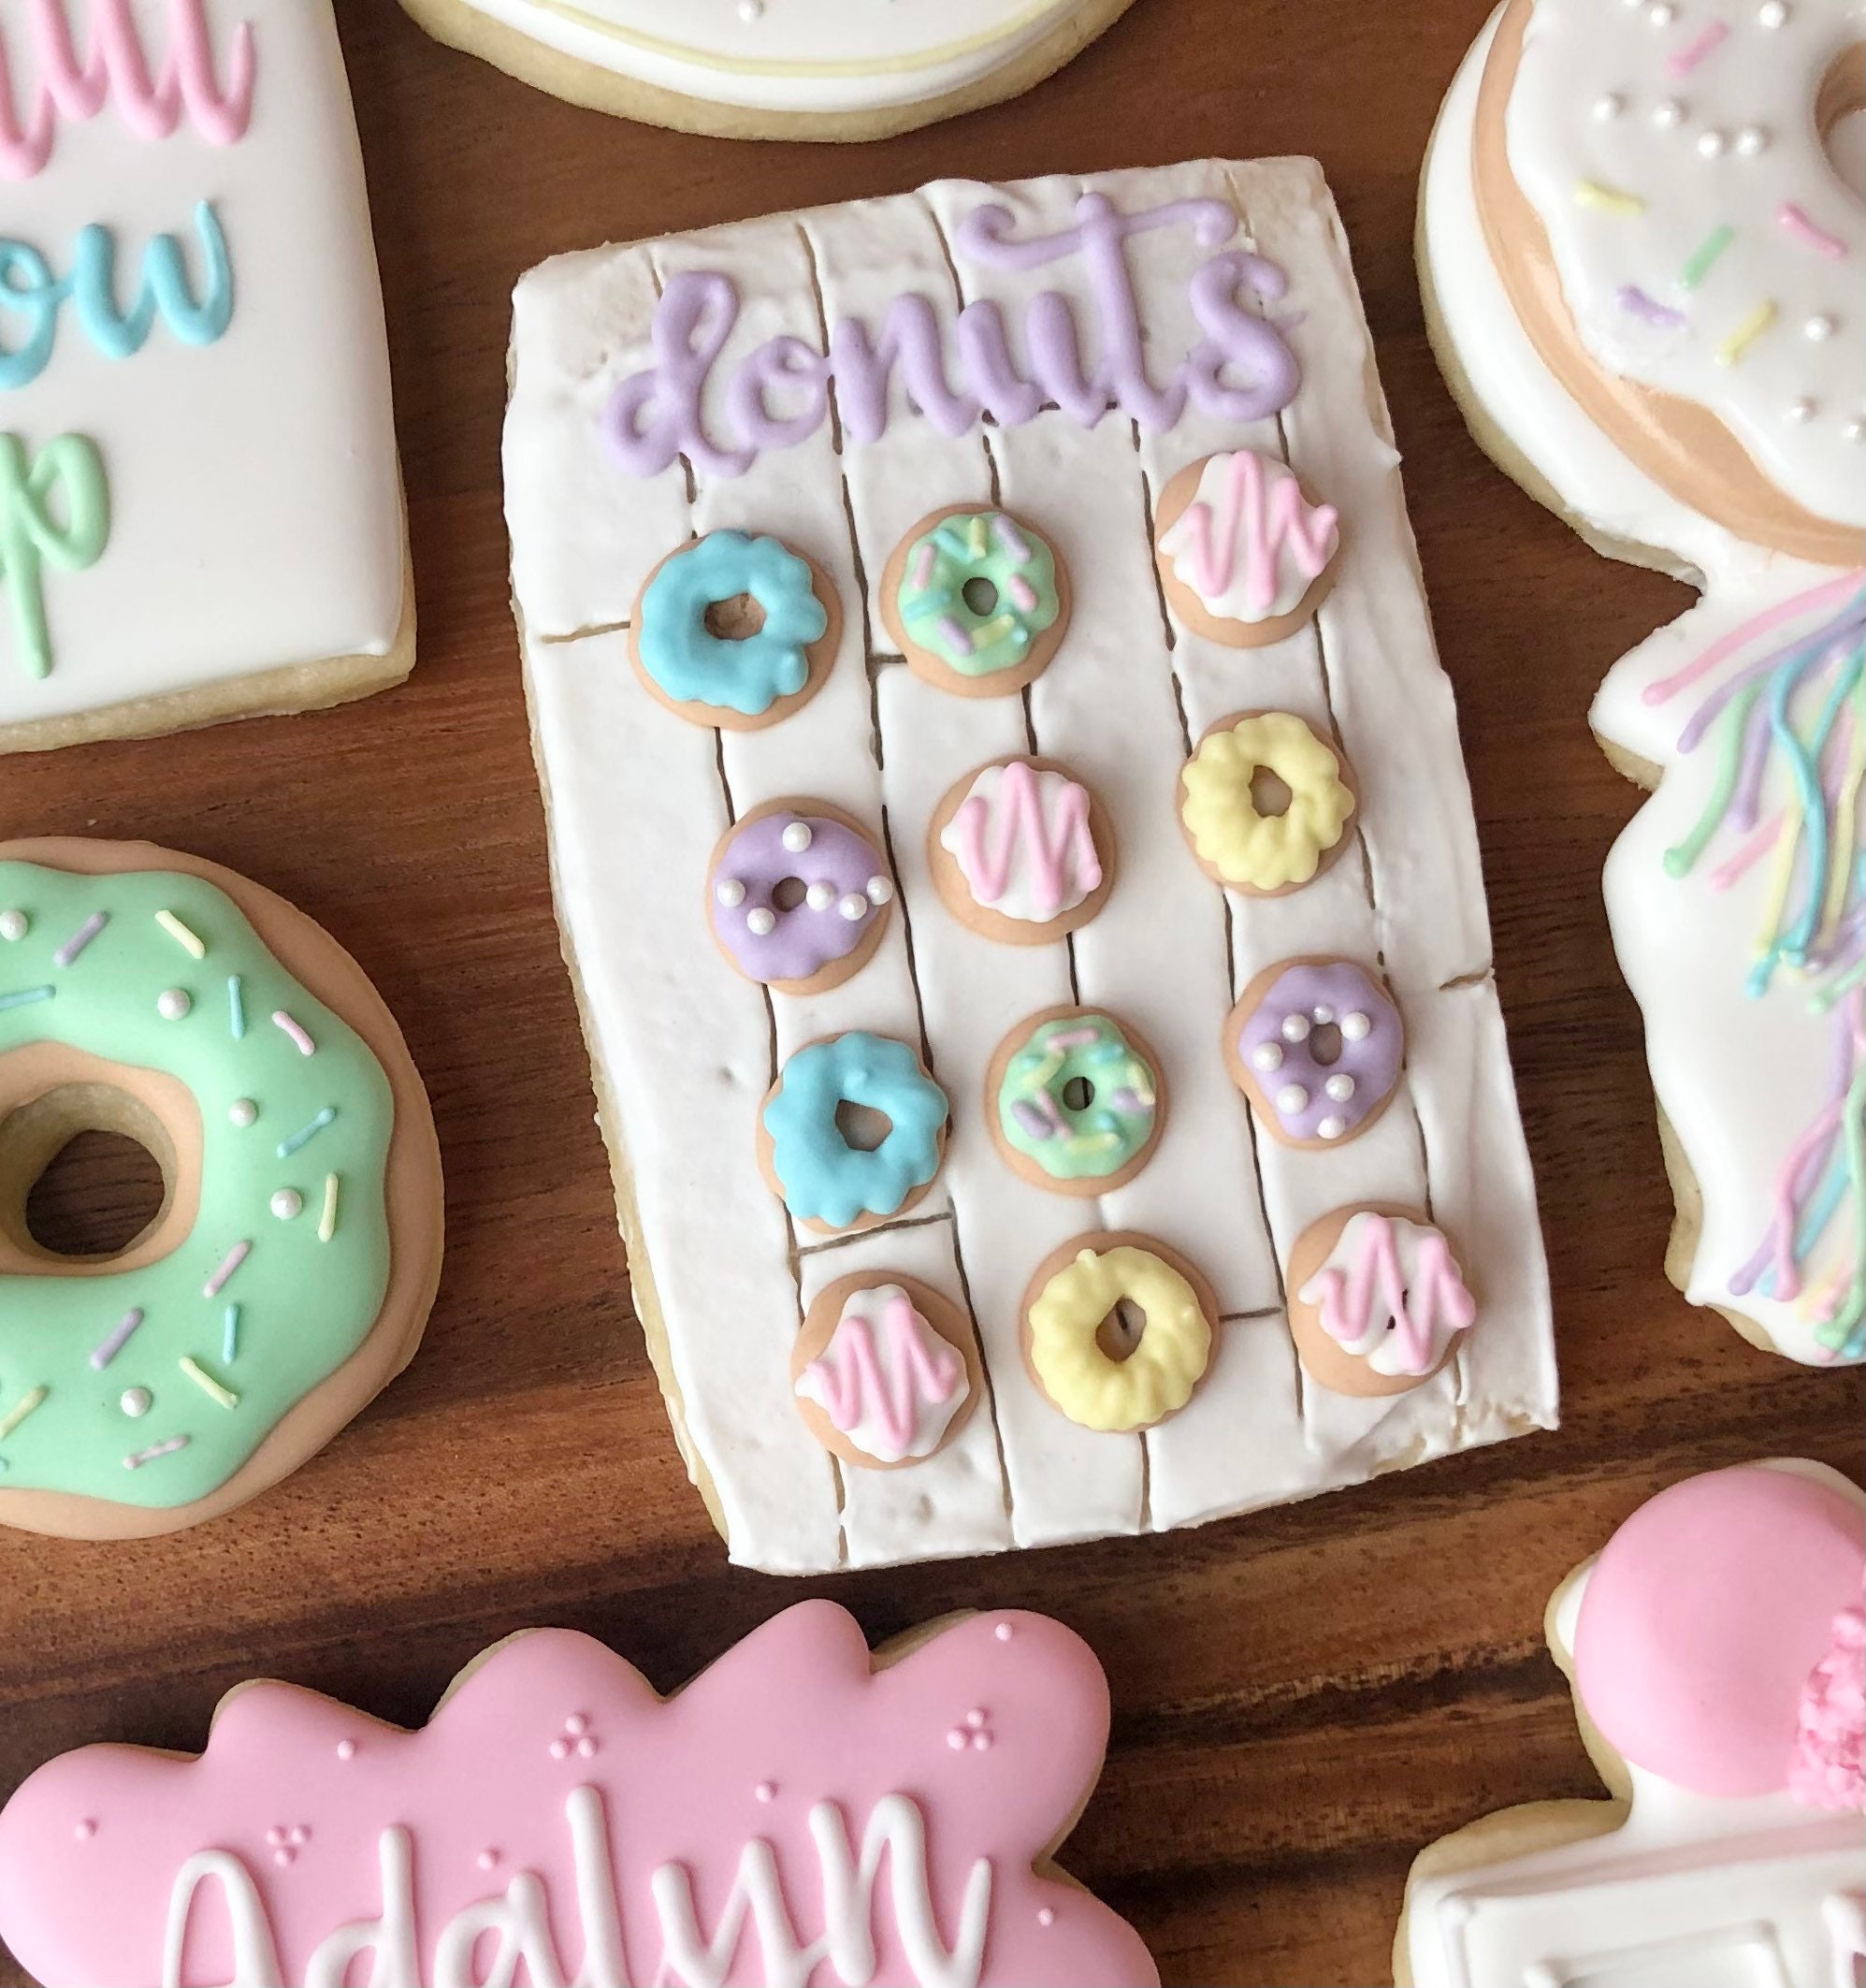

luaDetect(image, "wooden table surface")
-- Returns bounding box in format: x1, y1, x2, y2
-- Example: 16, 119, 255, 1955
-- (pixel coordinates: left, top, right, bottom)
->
3, 3, 1860, 1982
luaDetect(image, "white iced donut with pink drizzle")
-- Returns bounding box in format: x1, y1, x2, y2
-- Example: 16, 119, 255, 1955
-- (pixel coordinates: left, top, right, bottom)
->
930, 756, 1115, 945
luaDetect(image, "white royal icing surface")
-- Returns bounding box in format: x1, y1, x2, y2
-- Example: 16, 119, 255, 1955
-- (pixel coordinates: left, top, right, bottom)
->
431, 0, 1101, 114
1157, 447, 1339, 621
1424, 10, 1866, 1365
0, 0, 407, 732
1404, 1463, 1866, 1988
938, 761, 1100, 922
794, 1283, 969, 1463
1505, 0, 1866, 530
509, 161, 1556, 1574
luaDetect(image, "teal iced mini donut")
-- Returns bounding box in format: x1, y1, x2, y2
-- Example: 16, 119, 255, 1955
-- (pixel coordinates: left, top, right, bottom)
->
631, 530, 836, 726
760, 1032, 948, 1233
886, 506, 1066, 696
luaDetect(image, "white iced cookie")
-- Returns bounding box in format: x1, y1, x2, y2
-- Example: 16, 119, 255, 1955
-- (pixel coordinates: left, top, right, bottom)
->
1420, 0, 1866, 1363
0, 0, 412, 754
397, 0, 1140, 141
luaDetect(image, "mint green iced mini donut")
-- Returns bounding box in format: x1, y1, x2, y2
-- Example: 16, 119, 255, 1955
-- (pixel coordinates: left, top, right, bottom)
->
890, 508, 1064, 693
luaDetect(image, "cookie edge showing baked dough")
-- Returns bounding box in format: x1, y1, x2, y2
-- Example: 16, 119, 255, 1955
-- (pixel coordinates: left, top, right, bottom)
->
0, 837, 444, 1540
396, 0, 1139, 142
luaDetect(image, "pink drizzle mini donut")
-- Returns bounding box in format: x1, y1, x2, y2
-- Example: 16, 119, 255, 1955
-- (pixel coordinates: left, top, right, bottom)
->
1227, 958, 1404, 1148
706, 800, 894, 994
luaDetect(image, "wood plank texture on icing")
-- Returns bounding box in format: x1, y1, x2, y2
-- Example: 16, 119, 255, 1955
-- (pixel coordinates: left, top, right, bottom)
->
5, 7, 1861, 1981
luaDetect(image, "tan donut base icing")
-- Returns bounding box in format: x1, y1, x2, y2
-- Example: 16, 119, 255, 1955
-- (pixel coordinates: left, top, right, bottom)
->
0, 838, 444, 1540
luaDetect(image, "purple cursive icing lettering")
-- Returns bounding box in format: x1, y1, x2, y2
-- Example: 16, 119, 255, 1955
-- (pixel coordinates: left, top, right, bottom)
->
602, 195, 1303, 480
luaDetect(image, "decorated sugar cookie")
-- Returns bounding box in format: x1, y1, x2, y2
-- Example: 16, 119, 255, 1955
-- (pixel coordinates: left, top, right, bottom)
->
395, 0, 1141, 144
508, 162, 1556, 1573
0, 0, 412, 753
1286, 1206, 1478, 1396
1421, 0, 1866, 1363
0, 1602, 1161, 1987
1398, 1459, 1866, 1986
0, 839, 442, 1538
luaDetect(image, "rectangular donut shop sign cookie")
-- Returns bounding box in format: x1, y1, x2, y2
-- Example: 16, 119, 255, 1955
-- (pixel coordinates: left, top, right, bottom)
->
506, 159, 1560, 1574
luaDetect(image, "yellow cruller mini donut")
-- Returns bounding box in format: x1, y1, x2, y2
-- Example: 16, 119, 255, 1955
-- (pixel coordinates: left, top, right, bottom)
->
0, 839, 442, 1540
1179, 709, 1357, 893
1020, 1231, 1218, 1433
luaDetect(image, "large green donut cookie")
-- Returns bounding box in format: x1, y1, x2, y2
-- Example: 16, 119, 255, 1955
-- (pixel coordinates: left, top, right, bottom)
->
0, 842, 442, 1538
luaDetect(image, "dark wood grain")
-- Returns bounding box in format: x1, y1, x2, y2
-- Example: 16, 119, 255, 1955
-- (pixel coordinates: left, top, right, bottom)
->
1, 2, 1859, 1981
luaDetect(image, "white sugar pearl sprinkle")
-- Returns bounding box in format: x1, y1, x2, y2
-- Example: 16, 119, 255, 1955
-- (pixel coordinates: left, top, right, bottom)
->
120, 1387, 152, 1419
271, 1188, 304, 1221
836, 893, 868, 922
1735, 125, 1769, 156
1647, 2, 1674, 22
0, 910, 25, 942
865, 875, 893, 906
1310, 1005, 1335, 1024
805, 881, 835, 910
716, 878, 745, 907
228, 1098, 257, 1127
1593, 93, 1625, 121
1340, 1011, 1372, 1041
1805, 314, 1837, 341
1276, 1083, 1309, 1113
1696, 129, 1727, 158
745, 907, 776, 936
780, 821, 813, 854
1251, 1042, 1283, 1072
1324, 1074, 1356, 1102
1844, 419, 1865, 443
1758, 0, 1787, 23
1652, 97, 1685, 127
1787, 399, 1817, 423
1317, 1115, 1348, 1140
1280, 1013, 1310, 1043
156, 988, 192, 1021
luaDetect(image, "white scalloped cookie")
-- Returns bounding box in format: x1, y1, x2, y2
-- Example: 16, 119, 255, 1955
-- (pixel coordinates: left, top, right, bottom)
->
397, 0, 1139, 141
0, 0, 412, 753
1420, 0, 1866, 1364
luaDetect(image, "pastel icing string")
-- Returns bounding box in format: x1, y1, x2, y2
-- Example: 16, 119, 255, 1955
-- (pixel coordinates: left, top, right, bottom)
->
0, 863, 395, 1507
637, 530, 828, 718
1649, 576, 1866, 1357
943, 761, 1099, 921
1297, 1212, 1476, 1377
0, 433, 109, 680
896, 512, 1059, 679
794, 1285, 966, 1463
996, 1015, 1157, 1183
1159, 448, 1338, 620
0, 0, 256, 181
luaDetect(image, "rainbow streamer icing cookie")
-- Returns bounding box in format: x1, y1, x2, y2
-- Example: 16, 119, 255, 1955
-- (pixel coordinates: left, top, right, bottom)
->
395, 0, 1140, 143
0, 839, 442, 1538
0, 1602, 1158, 1987
508, 161, 1554, 1573
0, 0, 412, 753
1422, 0, 1866, 1362
1398, 1459, 1866, 1985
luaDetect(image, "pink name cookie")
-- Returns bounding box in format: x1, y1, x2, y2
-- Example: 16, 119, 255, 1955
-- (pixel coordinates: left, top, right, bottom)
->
0, 1602, 1157, 1988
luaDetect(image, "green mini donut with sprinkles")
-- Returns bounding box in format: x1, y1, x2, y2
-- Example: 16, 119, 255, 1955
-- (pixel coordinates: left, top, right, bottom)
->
988, 1006, 1167, 1197
881, 504, 1070, 698
0, 840, 443, 1539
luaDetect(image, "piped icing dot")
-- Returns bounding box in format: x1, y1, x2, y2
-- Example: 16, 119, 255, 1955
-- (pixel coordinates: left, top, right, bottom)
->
1593, 92, 1624, 120
1280, 1012, 1310, 1043
1324, 1074, 1356, 1101
995, 1621, 1015, 1641
1735, 125, 1769, 157
865, 875, 893, 906
805, 881, 835, 910
755, 1780, 776, 1804
477, 1848, 499, 1871
716, 878, 745, 908
1787, 399, 1817, 423
1758, 0, 1787, 21
1652, 96, 1685, 126
228, 1097, 257, 1127
156, 988, 192, 1021
1037, 1908, 1057, 1928
1340, 1011, 1371, 1041
1251, 1041, 1282, 1072
780, 820, 813, 854
118, 1387, 152, 1419
270, 1189, 303, 1222
746, 907, 776, 937
836, 893, 867, 921
72, 1819, 94, 1841
0, 910, 25, 942
336, 1739, 357, 1762
1646, 0, 1674, 22
1805, 314, 1836, 341
1696, 128, 1727, 158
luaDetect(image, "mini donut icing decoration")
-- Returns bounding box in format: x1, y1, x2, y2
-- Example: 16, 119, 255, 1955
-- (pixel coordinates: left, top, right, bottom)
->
927, 754, 1116, 945
1153, 449, 1342, 646
0, 840, 441, 1539
1179, 710, 1357, 893
988, 1007, 1165, 1197
789, 1271, 980, 1471
1020, 1232, 1218, 1433
1285, 1204, 1477, 1397
759, 1031, 948, 1235
705, 799, 893, 993
881, 504, 1070, 698
629, 529, 842, 730
1472, 0, 1865, 563
1226, 957, 1405, 1149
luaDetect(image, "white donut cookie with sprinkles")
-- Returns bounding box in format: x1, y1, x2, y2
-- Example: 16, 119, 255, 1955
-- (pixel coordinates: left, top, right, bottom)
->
1422, 0, 1866, 1362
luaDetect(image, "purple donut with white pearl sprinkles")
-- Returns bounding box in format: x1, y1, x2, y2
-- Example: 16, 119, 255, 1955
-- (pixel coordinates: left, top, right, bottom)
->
709, 805, 894, 990
1233, 959, 1403, 1147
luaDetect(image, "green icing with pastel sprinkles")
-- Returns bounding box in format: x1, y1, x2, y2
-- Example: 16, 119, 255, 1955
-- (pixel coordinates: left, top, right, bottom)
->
896, 510, 1060, 678
0, 863, 395, 1508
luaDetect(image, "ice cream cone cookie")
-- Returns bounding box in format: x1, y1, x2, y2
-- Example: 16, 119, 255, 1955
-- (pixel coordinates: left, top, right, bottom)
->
0, 839, 442, 1539
928, 756, 1116, 945
1225, 958, 1405, 1150
881, 507, 1069, 700
1421, 1, 1866, 1362
1397, 1460, 1865, 1987
1179, 711, 1358, 894
1020, 1232, 1219, 1433
629, 530, 841, 732
987, 1007, 1166, 1197
790, 1272, 982, 1470
1286, 1205, 1477, 1397
1153, 449, 1342, 646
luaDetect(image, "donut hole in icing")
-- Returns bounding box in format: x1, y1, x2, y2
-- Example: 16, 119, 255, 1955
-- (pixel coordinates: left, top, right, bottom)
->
771, 877, 809, 913
1308, 1021, 1344, 1069
0, 1081, 181, 1266
701, 592, 767, 642
1061, 1074, 1095, 1113
961, 575, 1000, 617
833, 1098, 893, 1154
1817, 44, 1866, 200
1095, 1298, 1147, 1364
1248, 765, 1294, 820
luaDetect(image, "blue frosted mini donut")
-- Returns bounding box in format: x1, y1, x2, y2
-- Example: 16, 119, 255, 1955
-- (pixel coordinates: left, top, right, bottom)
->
762, 1032, 948, 1231
635, 530, 831, 721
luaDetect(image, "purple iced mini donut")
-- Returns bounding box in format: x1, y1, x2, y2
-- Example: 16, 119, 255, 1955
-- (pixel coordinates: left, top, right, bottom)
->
1230, 958, 1403, 1147
708, 802, 894, 990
